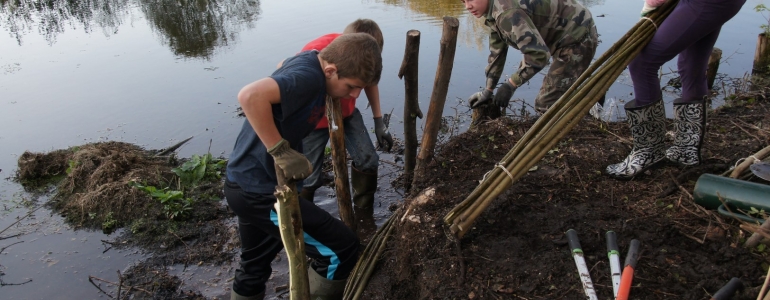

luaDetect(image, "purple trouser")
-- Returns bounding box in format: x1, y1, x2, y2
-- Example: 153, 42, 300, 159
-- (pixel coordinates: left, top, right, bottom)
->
629, 0, 746, 106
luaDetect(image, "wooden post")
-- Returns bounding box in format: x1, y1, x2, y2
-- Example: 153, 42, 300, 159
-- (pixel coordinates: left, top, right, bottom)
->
411, 17, 459, 192
274, 165, 310, 300
706, 47, 721, 90
326, 96, 356, 231
754, 33, 770, 75
399, 30, 422, 191
471, 105, 503, 127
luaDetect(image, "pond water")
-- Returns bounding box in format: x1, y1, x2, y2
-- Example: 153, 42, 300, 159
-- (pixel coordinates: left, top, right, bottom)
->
0, 0, 766, 298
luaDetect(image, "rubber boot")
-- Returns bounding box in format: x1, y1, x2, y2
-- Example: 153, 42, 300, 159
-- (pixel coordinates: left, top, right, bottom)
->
666, 98, 706, 165
299, 187, 317, 203
606, 99, 667, 179
351, 166, 377, 240
230, 290, 264, 300
308, 267, 346, 300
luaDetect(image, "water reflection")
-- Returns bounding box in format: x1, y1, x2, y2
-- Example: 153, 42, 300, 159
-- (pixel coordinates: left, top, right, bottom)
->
0, 0, 261, 59
378, 0, 604, 50
139, 0, 261, 59
0, 0, 129, 45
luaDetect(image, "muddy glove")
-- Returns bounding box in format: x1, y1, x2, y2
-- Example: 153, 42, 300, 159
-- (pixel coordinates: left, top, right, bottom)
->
493, 80, 516, 107
373, 116, 393, 152
268, 139, 312, 180
468, 89, 493, 109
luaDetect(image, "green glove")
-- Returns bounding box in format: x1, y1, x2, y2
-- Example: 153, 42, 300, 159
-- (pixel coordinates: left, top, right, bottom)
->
468, 89, 493, 109
493, 80, 516, 107
373, 117, 393, 152
268, 139, 312, 181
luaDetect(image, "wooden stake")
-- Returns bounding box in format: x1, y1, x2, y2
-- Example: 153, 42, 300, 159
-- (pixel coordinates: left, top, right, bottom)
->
471, 105, 503, 127
399, 29, 422, 191
326, 96, 356, 231
412, 17, 459, 192
754, 33, 770, 75
274, 165, 310, 300
707, 47, 721, 90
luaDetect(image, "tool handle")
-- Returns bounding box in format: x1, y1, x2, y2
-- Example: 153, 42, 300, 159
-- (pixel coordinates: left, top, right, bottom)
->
616, 266, 635, 300
566, 229, 582, 252
710, 277, 743, 300
624, 239, 640, 269
606, 231, 619, 254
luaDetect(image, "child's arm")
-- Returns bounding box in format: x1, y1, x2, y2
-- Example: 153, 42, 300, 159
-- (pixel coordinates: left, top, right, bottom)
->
364, 85, 382, 119
237, 78, 313, 180
364, 85, 393, 151
238, 78, 282, 148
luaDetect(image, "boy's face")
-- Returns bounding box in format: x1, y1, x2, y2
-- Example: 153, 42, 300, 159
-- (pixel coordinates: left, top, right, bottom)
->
461, 0, 488, 18
324, 65, 366, 99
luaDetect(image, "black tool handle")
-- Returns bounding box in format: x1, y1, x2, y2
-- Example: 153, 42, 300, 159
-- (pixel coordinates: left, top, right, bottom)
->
566, 229, 582, 251
606, 231, 619, 253
710, 277, 743, 300
624, 239, 640, 269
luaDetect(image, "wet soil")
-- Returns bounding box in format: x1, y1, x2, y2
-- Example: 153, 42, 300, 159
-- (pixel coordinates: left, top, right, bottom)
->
10, 96, 770, 299
363, 99, 770, 300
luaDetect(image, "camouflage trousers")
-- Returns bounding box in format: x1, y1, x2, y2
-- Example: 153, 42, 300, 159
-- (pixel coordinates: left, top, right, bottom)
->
534, 25, 598, 113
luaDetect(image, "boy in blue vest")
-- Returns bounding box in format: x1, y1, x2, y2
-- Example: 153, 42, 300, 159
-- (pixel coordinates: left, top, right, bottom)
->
224, 33, 383, 300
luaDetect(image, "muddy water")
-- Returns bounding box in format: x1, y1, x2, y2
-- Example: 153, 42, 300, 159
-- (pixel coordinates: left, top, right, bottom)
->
0, 0, 765, 299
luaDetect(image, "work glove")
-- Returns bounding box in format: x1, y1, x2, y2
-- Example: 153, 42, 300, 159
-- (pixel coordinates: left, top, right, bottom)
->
641, 0, 665, 16
373, 116, 393, 152
468, 89, 493, 109
268, 139, 312, 180
493, 80, 516, 107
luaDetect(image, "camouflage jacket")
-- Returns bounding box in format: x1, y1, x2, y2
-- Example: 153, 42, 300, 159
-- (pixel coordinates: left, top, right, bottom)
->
483, 0, 594, 90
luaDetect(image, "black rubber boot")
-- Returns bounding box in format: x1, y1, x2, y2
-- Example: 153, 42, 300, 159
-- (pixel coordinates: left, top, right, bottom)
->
230, 290, 264, 300
351, 166, 377, 240
308, 267, 346, 300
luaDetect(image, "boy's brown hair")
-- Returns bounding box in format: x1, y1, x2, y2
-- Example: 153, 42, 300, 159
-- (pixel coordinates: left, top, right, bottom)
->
320, 33, 382, 86
343, 18, 384, 52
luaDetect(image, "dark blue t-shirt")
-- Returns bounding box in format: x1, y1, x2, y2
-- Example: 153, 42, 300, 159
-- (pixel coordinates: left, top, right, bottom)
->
226, 51, 327, 194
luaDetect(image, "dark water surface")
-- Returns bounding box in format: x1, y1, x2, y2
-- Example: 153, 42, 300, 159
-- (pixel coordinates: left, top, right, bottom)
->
0, 0, 765, 298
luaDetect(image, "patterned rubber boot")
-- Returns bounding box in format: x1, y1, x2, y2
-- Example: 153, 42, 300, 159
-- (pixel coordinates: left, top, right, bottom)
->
606, 99, 667, 179
666, 98, 706, 165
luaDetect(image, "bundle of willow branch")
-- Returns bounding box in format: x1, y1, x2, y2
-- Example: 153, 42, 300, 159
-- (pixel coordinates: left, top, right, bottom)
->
443, 1, 679, 239
343, 208, 403, 300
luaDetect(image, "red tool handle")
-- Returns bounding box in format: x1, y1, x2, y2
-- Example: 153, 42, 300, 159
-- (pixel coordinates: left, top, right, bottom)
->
616, 239, 640, 300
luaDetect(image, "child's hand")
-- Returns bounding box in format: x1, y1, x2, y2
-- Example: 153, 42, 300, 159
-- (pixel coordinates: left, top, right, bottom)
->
268, 139, 313, 180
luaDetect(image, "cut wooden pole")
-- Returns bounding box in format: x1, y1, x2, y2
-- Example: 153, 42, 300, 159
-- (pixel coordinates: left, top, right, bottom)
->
471, 105, 503, 127
274, 164, 310, 300
412, 16, 459, 192
326, 95, 356, 231
707, 47, 722, 90
399, 29, 423, 191
755, 33, 770, 75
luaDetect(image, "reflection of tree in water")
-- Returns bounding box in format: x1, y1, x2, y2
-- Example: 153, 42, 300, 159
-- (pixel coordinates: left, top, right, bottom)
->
0, 0, 129, 45
374, 0, 488, 50
139, 0, 260, 59
377, 0, 604, 50
577, 0, 605, 8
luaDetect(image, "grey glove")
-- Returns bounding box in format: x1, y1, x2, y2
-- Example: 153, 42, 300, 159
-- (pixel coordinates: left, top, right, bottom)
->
268, 139, 312, 180
493, 80, 516, 107
468, 89, 493, 109
374, 117, 393, 152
